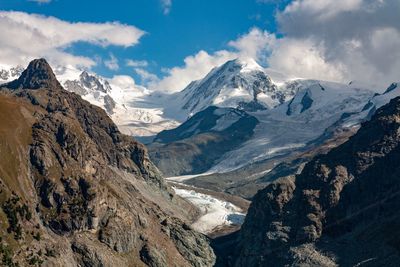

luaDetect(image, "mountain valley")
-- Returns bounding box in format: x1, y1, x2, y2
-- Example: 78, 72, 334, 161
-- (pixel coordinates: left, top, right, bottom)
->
0, 57, 399, 267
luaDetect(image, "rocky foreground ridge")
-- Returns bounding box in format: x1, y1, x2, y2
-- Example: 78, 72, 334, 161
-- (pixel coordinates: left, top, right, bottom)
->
0, 59, 215, 266
227, 94, 400, 266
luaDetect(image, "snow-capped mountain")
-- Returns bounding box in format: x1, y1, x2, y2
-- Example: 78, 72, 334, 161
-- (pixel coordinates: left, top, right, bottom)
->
56, 67, 180, 136
338, 82, 400, 126
150, 78, 384, 177
209, 80, 376, 172
150, 79, 400, 199
60, 69, 115, 113
0, 65, 24, 83
1, 63, 179, 137
176, 58, 296, 117
362, 82, 400, 115
3, 58, 399, 168
3, 58, 400, 199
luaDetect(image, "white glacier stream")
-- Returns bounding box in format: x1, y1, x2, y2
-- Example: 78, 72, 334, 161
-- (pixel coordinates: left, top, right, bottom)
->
172, 187, 245, 234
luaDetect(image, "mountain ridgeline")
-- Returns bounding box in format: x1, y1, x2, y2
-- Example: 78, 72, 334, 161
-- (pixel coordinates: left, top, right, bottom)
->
0, 59, 215, 266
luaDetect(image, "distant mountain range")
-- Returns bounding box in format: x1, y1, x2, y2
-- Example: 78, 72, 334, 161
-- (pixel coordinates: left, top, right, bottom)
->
0, 63, 179, 137
2, 58, 399, 199
146, 60, 399, 198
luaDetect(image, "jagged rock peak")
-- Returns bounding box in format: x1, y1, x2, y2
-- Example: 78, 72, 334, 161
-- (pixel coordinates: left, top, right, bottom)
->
2, 58, 62, 90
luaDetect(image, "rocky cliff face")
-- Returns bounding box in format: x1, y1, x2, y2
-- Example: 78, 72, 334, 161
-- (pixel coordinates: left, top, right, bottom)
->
0, 59, 215, 266
232, 95, 400, 266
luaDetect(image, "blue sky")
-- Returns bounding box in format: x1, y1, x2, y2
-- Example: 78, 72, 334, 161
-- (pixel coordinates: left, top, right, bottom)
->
0, 0, 284, 79
0, 0, 399, 91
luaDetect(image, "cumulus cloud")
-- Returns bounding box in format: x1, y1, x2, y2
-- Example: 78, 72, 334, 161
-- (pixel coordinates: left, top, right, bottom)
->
109, 75, 135, 88
275, 0, 400, 88
266, 37, 345, 81
0, 11, 145, 68
108, 75, 147, 95
126, 59, 157, 85
228, 28, 275, 62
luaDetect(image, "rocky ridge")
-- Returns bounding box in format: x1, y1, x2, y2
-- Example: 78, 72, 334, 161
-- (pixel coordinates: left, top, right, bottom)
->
0, 59, 215, 267
231, 95, 400, 266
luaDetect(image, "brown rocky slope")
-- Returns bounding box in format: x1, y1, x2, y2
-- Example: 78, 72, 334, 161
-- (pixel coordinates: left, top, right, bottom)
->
230, 94, 400, 266
0, 59, 215, 266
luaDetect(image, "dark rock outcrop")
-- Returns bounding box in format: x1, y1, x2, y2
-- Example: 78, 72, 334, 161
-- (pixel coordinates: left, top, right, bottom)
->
2, 58, 62, 90
232, 96, 400, 266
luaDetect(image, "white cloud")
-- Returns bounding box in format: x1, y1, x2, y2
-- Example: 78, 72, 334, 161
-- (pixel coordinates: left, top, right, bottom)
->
266, 37, 345, 81
282, 0, 363, 20
0, 11, 145, 68
126, 59, 149, 68
229, 28, 275, 62
161, 0, 172, 15
109, 75, 136, 89
108, 75, 147, 95
104, 54, 119, 71
275, 0, 400, 88
126, 59, 156, 86
110, 75, 135, 86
